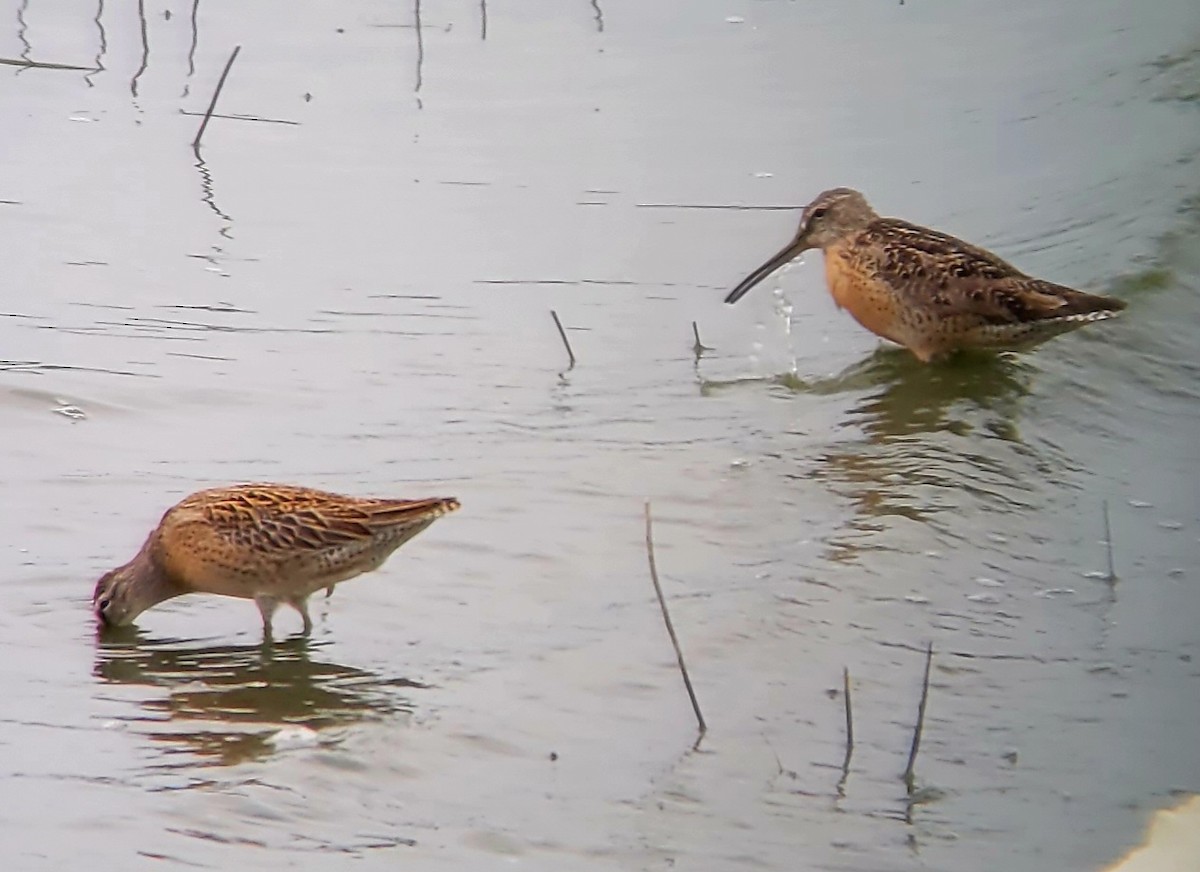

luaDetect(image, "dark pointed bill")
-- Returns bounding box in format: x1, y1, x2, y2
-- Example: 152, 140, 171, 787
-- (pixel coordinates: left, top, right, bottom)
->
724, 239, 806, 304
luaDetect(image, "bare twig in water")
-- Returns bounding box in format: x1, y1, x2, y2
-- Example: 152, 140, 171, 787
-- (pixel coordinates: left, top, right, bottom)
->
589, 0, 605, 33
843, 666, 854, 751
903, 642, 933, 793
413, 0, 425, 103
644, 501, 706, 742
764, 735, 789, 779
550, 310, 576, 369
0, 56, 95, 71
1102, 499, 1116, 583
837, 666, 853, 795
180, 110, 298, 126
192, 45, 242, 148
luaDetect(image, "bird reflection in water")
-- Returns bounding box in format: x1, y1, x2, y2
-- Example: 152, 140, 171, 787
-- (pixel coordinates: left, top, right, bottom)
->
704, 349, 1053, 560
808, 346, 1034, 440
813, 351, 1044, 561
94, 629, 426, 766
704, 346, 1032, 434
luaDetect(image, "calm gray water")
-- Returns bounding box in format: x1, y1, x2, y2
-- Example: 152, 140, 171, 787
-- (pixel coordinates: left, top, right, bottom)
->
2, 1, 1198, 869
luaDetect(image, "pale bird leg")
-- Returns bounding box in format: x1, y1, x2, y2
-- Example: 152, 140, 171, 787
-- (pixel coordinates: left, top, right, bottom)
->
256, 594, 280, 641
290, 596, 314, 636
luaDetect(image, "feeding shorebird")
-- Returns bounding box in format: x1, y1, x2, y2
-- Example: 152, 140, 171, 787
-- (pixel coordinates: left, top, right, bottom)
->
92, 483, 459, 640
724, 188, 1127, 362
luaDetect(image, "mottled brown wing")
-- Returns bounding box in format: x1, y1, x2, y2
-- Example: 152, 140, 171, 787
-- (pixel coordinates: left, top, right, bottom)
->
165, 483, 458, 559
864, 218, 1123, 324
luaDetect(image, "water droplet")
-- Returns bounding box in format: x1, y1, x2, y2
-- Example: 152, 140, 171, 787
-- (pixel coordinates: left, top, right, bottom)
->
966, 593, 1000, 604
52, 404, 86, 420
268, 726, 320, 751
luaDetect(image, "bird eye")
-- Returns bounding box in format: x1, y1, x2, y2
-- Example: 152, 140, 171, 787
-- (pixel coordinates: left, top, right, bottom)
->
810, 207, 828, 220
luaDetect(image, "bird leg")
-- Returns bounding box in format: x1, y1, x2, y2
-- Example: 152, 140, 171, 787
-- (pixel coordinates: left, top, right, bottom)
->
255, 595, 280, 642
290, 596, 314, 636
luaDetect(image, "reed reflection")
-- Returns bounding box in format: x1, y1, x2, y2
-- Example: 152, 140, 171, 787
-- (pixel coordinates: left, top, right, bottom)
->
85, 0, 106, 87
130, 0, 148, 97
182, 0, 199, 97
15, 0, 30, 64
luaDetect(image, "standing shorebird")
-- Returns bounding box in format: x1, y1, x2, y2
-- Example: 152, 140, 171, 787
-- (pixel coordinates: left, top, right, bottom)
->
92, 483, 459, 640
724, 188, 1127, 362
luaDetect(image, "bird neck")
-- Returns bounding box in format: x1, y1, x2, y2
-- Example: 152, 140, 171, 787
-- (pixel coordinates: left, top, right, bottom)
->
128, 540, 187, 611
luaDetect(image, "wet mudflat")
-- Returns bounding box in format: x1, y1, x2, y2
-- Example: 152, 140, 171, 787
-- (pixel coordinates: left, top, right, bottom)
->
2, 1, 1199, 869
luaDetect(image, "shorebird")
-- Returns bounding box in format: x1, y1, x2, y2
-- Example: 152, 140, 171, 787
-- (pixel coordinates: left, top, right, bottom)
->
92, 483, 459, 639
724, 188, 1126, 362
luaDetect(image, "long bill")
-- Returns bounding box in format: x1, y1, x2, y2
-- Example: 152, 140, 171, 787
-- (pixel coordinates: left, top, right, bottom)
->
724, 238, 806, 304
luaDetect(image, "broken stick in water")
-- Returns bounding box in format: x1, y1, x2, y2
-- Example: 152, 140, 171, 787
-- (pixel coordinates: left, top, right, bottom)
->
644, 500, 706, 742
550, 309, 576, 369
837, 666, 854, 796
1103, 499, 1116, 582
193, 45, 242, 149
903, 641, 933, 793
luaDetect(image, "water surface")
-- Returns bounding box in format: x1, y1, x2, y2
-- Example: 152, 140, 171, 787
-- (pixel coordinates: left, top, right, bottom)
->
2, 1, 1199, 869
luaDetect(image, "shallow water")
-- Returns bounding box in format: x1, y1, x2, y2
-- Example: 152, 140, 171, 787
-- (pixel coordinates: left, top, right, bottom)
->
2, 1, 1199, 869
